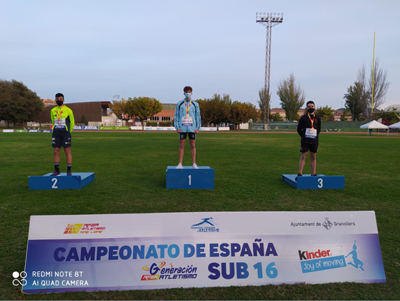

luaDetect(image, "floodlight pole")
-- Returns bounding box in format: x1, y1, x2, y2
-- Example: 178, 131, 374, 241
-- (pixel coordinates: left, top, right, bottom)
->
256, 12, 283, 130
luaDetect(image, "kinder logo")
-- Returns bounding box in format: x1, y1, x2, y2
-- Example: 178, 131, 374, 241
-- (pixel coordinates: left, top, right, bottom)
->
63, 223, 106, 234
298, 249, 331, 261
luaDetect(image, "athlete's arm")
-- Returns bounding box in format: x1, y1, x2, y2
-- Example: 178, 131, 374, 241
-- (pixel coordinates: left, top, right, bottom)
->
195, 102, 201, 130
316, 116, 321, 135
297, 117, 303, 137
69, 108, 75, 132
50, 108, 54, 126
174, 102, 180, 132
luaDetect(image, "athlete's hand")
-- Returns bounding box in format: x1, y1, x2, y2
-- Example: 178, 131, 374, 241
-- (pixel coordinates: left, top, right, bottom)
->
177, 129, 182, 133
194, 129, 199, 134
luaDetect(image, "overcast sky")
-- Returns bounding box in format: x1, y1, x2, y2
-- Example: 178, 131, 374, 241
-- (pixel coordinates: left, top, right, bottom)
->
1, 0, 399, 109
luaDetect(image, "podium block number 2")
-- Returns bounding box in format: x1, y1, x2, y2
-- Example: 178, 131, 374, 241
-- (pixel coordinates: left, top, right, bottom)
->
188, 175, 191, 186
52, 178, 58, 189
318, 178, 323, 188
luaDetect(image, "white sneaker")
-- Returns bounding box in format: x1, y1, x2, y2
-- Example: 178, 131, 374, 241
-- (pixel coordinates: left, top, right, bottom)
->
192, 163, 198, 169
176, 163, 183, 169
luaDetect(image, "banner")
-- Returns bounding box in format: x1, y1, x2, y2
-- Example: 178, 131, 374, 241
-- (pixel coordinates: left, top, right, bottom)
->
74, 126, 99, 130
28, 130, 39, 133
99, 126, 129, 131
22, 211, 385, 294
3, 129, 15, 132
130, 126, 143, 130
199, 127, 218, 131
144, 127, 175, 131
41, 130, 52, 133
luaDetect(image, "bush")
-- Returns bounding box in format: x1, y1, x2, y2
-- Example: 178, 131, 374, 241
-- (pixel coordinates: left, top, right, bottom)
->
159, 121, 172, 127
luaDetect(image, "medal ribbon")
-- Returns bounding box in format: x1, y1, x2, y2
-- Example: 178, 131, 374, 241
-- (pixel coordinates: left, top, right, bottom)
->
185, 100, 192, 117
56, 105, 64, 121
308, 114, 314, 130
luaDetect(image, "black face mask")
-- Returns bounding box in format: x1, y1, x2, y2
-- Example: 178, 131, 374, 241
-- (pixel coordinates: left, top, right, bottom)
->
56, 100, 63, 106
308, 108, 315, 114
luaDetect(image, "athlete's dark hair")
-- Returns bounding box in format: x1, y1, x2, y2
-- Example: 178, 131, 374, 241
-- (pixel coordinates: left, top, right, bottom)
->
306, 100, 315, 106
183, 86, 192, 93
55, 93, 64, 99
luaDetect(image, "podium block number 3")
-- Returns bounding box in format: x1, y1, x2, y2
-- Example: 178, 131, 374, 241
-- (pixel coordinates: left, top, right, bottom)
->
318, 178, 323, 188
52, 178, 58, 189
188, 175, 191, 186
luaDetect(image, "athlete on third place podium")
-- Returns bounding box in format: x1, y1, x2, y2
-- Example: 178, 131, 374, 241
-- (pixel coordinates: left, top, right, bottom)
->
174, 86, 201, 169
296, 101, 321, 180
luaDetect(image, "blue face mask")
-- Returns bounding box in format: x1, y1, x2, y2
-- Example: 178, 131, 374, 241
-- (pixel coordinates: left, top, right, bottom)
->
185, 93, 191, 99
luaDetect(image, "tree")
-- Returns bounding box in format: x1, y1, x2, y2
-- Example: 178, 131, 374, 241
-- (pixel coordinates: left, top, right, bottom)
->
316, 106, 334, 121
229, 101, 258, 129
271, 112, 283, 121
197, 93, 230, 127
277, 74, 305, 122
126, 97, 163, 129
109, 98, 130, 121
80, 114, 87, 125
340, 109, 351, 121
344, 81, 366, 121
368, 58, 390, 112
375, 107, 399, 125
349, 59, 390, 120
0, 80, 44, 127
258, 88, 271, 129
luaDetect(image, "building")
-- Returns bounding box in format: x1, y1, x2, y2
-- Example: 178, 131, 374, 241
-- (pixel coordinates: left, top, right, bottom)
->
270, 108, 306, 121
333, 109, 352, 121
35, 101, 111, 125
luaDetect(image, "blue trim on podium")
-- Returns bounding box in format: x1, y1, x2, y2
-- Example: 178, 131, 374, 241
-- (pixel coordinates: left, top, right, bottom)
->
29, 172, 95, 190
282, 174, 345, 190
166, 166, 214, 189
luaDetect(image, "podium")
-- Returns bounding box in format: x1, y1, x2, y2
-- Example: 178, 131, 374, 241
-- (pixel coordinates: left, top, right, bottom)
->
29, 172, 95, 190
282, 174, 345, 190
166, 166, 214, 189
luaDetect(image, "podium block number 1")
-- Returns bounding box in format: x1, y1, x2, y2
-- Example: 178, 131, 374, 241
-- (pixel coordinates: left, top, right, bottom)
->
52, 178, 58, 189
188, 175, 191, 186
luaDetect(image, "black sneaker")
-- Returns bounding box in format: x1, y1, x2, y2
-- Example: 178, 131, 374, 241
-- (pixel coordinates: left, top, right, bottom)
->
311, 174, 317, 176
295, 173, 302, 181
51, 171, 60, 176
67, 170, 72, 176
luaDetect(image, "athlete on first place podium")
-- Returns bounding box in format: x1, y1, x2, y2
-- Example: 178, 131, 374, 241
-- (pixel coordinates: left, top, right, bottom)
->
174, 86, 201, 169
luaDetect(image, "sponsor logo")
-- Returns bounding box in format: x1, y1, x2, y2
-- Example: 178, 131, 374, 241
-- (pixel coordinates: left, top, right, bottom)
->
322, 218, 333, 230
299, 242, 363, 274
298, 249, 331, 261
290, 217, 356, 230
63, 223, 106, 234
191, 217, 219, 232
141, 262, 198, 281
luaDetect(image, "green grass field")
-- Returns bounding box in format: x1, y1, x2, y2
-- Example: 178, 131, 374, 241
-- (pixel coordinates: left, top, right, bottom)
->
1, 132, 399, 300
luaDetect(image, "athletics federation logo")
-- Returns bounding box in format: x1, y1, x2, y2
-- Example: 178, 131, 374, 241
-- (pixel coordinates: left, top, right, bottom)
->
191, 217, 219, 232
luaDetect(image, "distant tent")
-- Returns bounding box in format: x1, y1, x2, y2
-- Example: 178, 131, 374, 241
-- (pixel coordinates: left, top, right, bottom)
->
360, 120, 389, 129
388, 121, 400, 129
360, 120, 389, 135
